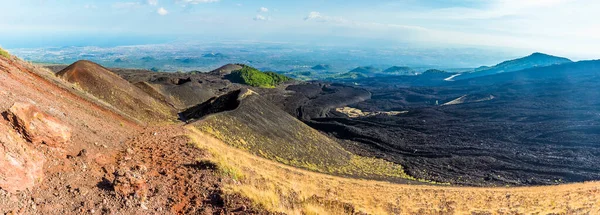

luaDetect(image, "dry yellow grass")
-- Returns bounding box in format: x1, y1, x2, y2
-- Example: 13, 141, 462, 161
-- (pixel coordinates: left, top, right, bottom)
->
0, 47, 10, 58
186, 127, 600, 215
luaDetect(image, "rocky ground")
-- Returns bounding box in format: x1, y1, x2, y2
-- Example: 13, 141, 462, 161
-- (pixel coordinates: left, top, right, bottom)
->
0, 56, 265, 214
43, 60, 600, 187
307, 62, 600, 186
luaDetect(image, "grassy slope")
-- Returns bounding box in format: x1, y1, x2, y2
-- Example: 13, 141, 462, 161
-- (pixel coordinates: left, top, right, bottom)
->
191, 90, 414, 180
186, 127, 600, 215
0, 48, 10, 58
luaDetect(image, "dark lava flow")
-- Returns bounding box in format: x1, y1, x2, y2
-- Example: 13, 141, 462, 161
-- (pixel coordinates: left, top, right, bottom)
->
291, 61, 600, 186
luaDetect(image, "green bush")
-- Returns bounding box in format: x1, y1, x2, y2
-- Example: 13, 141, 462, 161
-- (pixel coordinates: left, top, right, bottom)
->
227, 66, 292, 88
0, 48, 10, 58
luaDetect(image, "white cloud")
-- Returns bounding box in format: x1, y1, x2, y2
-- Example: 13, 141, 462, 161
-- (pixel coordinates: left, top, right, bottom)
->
304, 11, 322, 20
303, 11, 426, 32
157, 7, 169, 15
259, 7, 269, 13
296, 0, 600, 59
304, 11, 347, 23
253, 14, 270, 21
147, 0, 158, 6
177, 0, 220, 4
409, 0, 575, 20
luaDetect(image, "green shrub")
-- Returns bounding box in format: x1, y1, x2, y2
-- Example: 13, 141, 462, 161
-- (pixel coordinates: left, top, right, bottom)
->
227, 65, 292, 88
0, 48, 10, 58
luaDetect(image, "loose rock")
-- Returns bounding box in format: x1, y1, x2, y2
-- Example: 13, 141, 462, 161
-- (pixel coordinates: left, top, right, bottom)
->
0, 123, 46, 193
4, 102, 72, 148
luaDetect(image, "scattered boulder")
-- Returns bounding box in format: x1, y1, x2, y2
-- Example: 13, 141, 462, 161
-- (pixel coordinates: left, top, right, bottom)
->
113, 167, 148, 201
4, 102, 71, 148
0, 123, 46, 193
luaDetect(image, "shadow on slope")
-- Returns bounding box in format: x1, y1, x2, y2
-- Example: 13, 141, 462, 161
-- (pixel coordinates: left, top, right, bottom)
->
184, 89, 419, 181
112, 68, 240, 110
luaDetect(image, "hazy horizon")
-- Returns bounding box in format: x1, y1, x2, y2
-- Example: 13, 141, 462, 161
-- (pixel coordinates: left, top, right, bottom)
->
1, 0, 600, 60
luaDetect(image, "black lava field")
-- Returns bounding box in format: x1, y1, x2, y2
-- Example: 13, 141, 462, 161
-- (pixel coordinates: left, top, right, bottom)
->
298, 61, 600, 186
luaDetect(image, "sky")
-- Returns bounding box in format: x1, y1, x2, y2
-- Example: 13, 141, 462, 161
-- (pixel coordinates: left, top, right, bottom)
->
1, 0, 599, 59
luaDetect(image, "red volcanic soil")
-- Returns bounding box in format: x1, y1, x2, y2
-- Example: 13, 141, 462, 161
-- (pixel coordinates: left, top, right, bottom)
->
0, 56, 262, 214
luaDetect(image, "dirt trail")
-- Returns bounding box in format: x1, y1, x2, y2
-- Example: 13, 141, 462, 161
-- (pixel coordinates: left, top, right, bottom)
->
2, 55, 600, 214
112, 125, 259, 214
0, 56, 261, 214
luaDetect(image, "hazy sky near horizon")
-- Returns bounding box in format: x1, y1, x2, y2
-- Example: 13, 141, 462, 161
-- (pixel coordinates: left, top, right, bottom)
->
1, 0, 599, 59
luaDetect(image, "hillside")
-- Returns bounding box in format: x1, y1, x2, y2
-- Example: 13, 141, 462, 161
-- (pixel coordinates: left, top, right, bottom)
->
337, 69, 456, 87
330, 71, 370, 80
0, 55, 264, 214
0, 54, 599, 214
382, 66, 417, 76
209, 63, 244, 76
110, 68, 241, 110
186, 128, 600, 214
454, 60, 600, 86
453, 52, 573, 80
224, 65, 292, 88
311, 64, 331, 70
349, 66, 380, 74
56, 60, 176, 123
312, 60, 600, 186
186, 89, 413, 180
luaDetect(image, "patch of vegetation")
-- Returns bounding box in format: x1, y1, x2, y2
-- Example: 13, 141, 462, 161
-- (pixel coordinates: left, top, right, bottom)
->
185, 134, 245, 180
0, 48, 10, 58
183, 128, 459, 215
195, 113, 417, 180
226, 65, 292, 88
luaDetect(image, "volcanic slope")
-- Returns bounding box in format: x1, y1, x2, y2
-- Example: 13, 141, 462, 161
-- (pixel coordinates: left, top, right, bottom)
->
0, 54, 269, 214
3, 54, 600, 214
113, 68, 242, 110
209, 63, 244, 76
453, 52, 573, 80
185, 89, 415, 181
56, 60, 176, 123
314, 60, 600, 186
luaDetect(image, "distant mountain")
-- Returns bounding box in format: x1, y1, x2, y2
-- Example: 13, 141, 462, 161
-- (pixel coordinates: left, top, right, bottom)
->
333, 69, 456, 87
140, 56, 155, 62
349, 66, 380, 74
453, 53, 573, 80
311, 64, 331, 70
330, 72, 369, 80
382, 66, 417, 76
454, 60, 600, 86
114, 58, 128, 63
422, 69, 447, 75
175, 58, 197, 64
